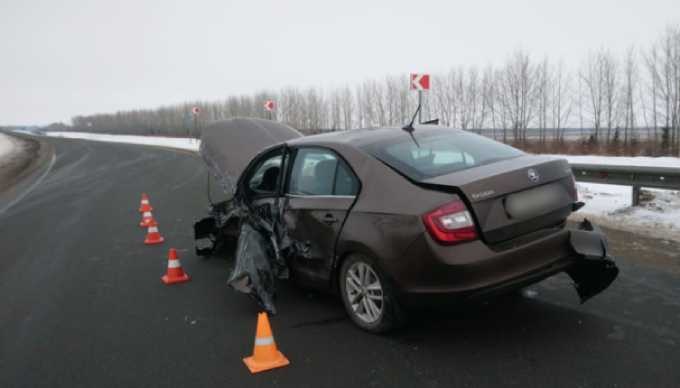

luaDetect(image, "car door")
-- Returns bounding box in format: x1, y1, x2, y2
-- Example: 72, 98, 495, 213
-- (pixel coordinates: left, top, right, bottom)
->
241, 146, 287, 225
282, 146, 360, 287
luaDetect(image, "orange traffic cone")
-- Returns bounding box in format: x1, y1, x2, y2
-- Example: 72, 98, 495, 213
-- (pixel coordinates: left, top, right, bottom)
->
161, 248, 190, 284
139, 210, 155, 228
144, 219, 164, 245
243, 312, 290, 374
139, 193, 153, 213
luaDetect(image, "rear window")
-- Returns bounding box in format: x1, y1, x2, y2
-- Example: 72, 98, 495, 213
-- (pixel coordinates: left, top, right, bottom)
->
361, 130, 524, 180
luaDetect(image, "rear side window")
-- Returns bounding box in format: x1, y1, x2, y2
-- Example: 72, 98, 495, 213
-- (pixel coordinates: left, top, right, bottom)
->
288, 148, 359, 196
361, 130, 524, 180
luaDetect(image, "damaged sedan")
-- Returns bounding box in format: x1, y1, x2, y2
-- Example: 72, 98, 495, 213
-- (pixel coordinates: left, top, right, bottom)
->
195, 118, 618, 333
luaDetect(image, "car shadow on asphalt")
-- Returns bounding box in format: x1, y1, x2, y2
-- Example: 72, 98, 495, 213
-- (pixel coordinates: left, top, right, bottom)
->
208, 251, 608, 348
278, 279, 608, 345
389, 294, 608, 348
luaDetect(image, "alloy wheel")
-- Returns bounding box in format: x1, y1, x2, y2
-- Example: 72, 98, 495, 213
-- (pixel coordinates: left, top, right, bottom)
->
345, 262, 384, 324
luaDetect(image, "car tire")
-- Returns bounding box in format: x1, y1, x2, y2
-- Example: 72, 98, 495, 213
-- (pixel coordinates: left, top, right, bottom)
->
339, 254, 406, 333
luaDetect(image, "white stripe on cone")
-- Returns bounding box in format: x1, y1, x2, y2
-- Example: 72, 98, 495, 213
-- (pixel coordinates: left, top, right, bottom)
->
141, 199, 149, 204
254, 336, 275, 346
148, 226, 158, 233
168, 260, 182, 269
143, 211, 152, 218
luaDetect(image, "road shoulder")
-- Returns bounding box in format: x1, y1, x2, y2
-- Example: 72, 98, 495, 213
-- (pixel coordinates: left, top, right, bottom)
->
0, 132, 54, 205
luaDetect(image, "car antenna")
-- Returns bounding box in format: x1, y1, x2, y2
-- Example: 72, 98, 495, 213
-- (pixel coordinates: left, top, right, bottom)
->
402, 103, 421, 148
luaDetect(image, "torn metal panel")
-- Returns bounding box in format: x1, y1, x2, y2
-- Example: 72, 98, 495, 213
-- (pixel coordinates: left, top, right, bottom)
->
567, 219, 619, 303
195, 196, 305, 314
229, 220, 280, 314
194, 199, 242, 256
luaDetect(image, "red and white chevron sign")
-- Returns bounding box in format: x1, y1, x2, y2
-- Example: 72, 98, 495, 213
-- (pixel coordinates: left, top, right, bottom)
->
264, 100, 276, 112
410, 73, 430, 90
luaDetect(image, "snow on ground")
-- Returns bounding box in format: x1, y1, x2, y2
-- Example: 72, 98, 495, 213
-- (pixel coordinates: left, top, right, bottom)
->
0, 133, 19, 165
550, 153, 680, 240
547, 154, 680, 169
42, 132, 680, 169
44, 131, 200, 152
37, 131, 680, 240
574, 183, 680, 241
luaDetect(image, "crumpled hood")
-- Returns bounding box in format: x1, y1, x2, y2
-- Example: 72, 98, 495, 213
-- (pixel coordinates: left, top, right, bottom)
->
200, 118, 303, 194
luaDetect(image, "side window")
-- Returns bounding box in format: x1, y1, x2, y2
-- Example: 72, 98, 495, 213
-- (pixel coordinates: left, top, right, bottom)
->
334, 161, 359, 196
288, 148, 359, 196
247, 152, 283, 196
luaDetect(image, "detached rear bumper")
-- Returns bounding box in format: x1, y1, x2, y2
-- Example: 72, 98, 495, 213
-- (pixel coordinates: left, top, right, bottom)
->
565, 219, 619, 303
392, 219, 618, 304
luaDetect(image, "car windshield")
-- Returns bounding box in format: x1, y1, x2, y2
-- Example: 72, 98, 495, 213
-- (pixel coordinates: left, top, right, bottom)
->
361, 129, 524, 180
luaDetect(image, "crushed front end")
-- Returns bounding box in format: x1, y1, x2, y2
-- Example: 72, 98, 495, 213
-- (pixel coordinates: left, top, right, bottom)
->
194, 196, 306, 315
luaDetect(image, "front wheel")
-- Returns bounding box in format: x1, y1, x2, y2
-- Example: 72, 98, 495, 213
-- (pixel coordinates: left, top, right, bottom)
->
339, 255, 405, 333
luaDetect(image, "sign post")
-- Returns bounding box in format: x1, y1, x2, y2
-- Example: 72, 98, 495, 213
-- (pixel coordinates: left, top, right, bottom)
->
191, 106, 201, 138
264, 100, 276, 120
410, 74, 430, 124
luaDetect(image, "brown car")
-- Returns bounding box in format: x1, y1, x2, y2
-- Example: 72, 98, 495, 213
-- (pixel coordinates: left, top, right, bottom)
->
195, 118, 618, 333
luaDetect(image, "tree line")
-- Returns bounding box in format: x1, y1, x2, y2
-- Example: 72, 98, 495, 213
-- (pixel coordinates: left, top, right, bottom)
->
65, 25, 680, 156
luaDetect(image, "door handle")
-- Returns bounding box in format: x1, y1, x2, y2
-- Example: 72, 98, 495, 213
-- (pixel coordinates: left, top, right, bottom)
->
322, 213, 338, 225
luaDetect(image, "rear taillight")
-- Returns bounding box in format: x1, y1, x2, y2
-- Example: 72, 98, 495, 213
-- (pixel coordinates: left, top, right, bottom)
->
422, 200, 478, 245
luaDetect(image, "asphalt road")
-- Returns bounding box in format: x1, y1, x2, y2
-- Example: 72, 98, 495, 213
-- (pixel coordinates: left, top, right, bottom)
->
1, 137, 680, 388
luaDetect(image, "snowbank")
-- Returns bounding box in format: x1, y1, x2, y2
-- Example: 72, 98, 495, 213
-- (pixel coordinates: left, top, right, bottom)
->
549, 154, 680, 240
574, 183, 680, 241
44, 131, 200, 152
547, 154, 680, 169
0, 133, 19, 164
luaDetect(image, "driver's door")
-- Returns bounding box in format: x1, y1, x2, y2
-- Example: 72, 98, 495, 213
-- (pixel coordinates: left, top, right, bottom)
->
242, 147, 287, 222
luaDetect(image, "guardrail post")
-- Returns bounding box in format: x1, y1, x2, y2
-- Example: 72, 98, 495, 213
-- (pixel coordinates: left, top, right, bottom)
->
631, 185, 641, 206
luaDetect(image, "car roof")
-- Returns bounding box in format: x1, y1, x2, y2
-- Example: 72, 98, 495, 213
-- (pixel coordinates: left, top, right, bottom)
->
288, 126, 463, 148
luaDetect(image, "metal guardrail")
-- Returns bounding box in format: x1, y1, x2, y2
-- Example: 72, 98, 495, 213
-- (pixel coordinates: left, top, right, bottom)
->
570, 163, 680, 206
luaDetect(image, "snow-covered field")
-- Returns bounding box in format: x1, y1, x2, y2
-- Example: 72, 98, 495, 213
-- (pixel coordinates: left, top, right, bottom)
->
36, 130, 680, 241
44, 131, 200, 152
547, 154, 680, 169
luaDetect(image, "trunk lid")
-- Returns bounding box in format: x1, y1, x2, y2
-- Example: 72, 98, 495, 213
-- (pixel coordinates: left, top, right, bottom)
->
422, 155, 575, 245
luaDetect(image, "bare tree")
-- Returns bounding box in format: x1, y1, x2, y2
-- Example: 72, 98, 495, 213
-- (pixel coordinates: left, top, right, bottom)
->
621, 47, 638, 148
64, 23, 680, 155
581, 51, 606, 141
551, 61, 573, 142
601, 51, 619, 143
536, 58, 550, 143
498, 50, 537, 142
481, 65, 498, 138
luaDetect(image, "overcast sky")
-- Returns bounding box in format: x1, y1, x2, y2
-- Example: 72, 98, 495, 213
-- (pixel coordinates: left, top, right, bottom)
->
1, 0, 679, 126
